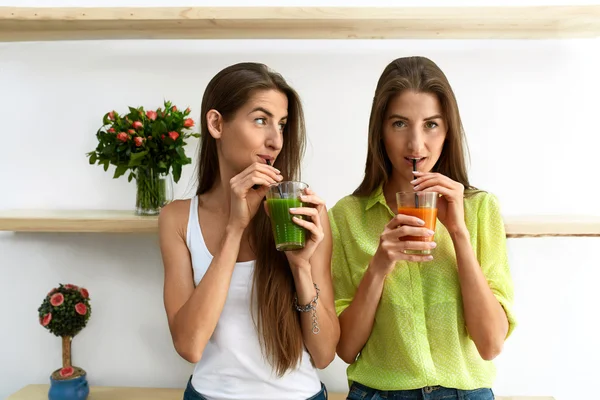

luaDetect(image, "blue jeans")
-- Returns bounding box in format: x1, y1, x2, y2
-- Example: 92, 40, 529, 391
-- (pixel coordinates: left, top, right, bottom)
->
183, 376, 328, 400
346, 382, 494, 400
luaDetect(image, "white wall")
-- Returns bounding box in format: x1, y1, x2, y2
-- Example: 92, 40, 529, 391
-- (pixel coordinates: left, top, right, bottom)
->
1, 1, 600, 400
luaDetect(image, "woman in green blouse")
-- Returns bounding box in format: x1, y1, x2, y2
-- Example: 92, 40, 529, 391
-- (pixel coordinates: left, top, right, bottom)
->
329, 56, 517, 400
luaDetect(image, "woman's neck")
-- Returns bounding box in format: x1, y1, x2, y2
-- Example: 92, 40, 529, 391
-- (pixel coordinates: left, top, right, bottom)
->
199, 162, 237, 216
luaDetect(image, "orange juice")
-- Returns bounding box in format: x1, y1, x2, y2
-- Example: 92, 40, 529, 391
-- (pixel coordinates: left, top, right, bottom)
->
397, 207, 438, 243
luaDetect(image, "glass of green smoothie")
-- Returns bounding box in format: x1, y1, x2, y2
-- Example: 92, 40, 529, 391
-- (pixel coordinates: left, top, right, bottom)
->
266, 181, 308, 251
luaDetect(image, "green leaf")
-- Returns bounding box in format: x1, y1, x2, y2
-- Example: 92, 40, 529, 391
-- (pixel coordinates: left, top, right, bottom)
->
158, 161, 167, 170
113, 165, 128, 179
172, 163, 182, 183
128, 172, 135, 182
176, 146, 187, 159
152, 121, 167, 136
102, 159, 110, 171
88, 153, 97, 165
130, 150, 148, 160
102, 144, 115, 156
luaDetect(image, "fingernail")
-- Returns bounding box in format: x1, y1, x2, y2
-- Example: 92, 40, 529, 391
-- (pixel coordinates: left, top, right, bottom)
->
289, 208, 297, 212
410, 179, 417, 184
417, 219, 425, 225
413, 185, 419, 190
277, 175, 283, 181
430, 242, 437, 248
426, 255, 433, 261
427, 230, 435, 235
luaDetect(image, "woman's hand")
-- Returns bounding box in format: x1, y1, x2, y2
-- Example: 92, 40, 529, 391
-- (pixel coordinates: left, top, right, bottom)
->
411, 171, 466, 235
370, 214, 435, 276
284, 187, 327, 269
228, 162, 283, 231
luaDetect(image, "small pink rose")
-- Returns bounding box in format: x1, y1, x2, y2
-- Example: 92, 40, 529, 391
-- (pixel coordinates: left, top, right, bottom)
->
79, 288, 89, 299
50, 293, 64, 307
185, 107, 191, 114
64, 284, 78, 290
41, 313, 52, 327
132, 121, 143, 130
183, 118, 194, 128
134, 137, 144, 147
117, 132, 128, 142
172, 106, 177, 112
168, 131, 179, 141
107, 128, 115, 133
75, 303, 87, 316
59, 367, 74, 378
128, 129, 136, 135
108, 111, 115, 121
146, 111, 157, 121
161, 134, 165, 140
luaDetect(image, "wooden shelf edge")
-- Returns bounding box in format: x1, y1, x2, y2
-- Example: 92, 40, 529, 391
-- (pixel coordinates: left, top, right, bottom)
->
1, 6, 599, 41
503, 215, 600, 238
5, 384, 555, 400
0, 210, 599, 237
0, 210, 158, 233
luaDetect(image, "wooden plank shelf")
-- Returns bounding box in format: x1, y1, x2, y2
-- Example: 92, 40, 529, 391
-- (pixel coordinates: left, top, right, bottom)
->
6, 384, 556, 400
1, 6, 599, 42
0, 210, 158, 233
0, 209, 599, 237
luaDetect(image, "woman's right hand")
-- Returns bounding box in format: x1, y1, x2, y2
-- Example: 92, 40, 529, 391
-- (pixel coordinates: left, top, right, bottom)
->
227, 162, 283, 231
371, 214, 435, 276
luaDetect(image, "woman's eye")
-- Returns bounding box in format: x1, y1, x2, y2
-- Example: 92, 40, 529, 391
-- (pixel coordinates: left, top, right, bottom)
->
278, 122, 286, 132
425, 121, 438, 129
255, 118, 267, 125
393, 120, 406, 128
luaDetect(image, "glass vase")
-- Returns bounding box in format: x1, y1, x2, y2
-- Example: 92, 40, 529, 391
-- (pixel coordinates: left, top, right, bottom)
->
135, 167, 173, 216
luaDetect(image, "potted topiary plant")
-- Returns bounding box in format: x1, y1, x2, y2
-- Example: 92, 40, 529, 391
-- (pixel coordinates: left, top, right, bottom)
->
38, 283, 92, 400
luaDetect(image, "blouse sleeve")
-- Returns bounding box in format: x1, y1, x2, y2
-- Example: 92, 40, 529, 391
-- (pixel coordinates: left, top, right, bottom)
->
328, 208, 357, 317
477, 193, 518, 339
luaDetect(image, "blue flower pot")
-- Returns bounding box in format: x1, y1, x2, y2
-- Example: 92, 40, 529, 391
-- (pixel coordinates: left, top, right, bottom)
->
48, 372, 89, 400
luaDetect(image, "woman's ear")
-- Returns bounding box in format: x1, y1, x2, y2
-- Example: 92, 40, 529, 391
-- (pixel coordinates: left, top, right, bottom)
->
206, 109, 223, 139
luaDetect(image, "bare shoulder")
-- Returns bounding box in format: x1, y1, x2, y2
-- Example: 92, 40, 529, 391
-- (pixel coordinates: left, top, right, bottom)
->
159, 198, 192, 239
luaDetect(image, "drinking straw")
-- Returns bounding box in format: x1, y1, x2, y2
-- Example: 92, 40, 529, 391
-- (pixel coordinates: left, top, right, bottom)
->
413, 159, 419, 208
267, 159, 284, 198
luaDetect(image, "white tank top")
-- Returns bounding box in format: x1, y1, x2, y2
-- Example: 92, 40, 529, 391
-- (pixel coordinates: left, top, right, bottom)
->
186, 196, 322, 400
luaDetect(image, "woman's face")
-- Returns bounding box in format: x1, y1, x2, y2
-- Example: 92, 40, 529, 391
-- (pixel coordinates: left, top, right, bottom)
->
382, 90, 447, 184
217, 89, 288, 174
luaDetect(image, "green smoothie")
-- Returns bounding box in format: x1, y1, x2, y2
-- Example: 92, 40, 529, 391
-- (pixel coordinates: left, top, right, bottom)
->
267, 198, 306, 251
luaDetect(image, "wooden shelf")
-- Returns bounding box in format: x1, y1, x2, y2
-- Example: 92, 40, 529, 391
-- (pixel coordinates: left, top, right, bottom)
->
6, 384, 555, 400
0, 210, 599, 237
503, 215, 600, 238
1, 6, 599, 41
0, 210, 158, 233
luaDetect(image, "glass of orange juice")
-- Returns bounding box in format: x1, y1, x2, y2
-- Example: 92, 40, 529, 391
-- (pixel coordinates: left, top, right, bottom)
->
396, 191, 439, 255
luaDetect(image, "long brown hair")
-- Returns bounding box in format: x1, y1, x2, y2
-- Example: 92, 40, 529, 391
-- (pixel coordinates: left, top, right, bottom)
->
354, 56, 475, 196
195, 62, 306, 376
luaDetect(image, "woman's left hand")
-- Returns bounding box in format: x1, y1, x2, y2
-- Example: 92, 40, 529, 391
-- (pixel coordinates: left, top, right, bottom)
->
412, 171, 466, 235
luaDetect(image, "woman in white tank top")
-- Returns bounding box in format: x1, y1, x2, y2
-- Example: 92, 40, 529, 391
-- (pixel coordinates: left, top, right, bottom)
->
158, 62, 340, 400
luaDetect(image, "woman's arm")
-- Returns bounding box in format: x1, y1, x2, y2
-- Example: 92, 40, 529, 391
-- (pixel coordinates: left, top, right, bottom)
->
289, 208, 340, 369
159, 200, 243, 364
451, 228, 509, 361
160, 162, 282, 363
336, 261, 387, 364
335, 214, 435, 364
